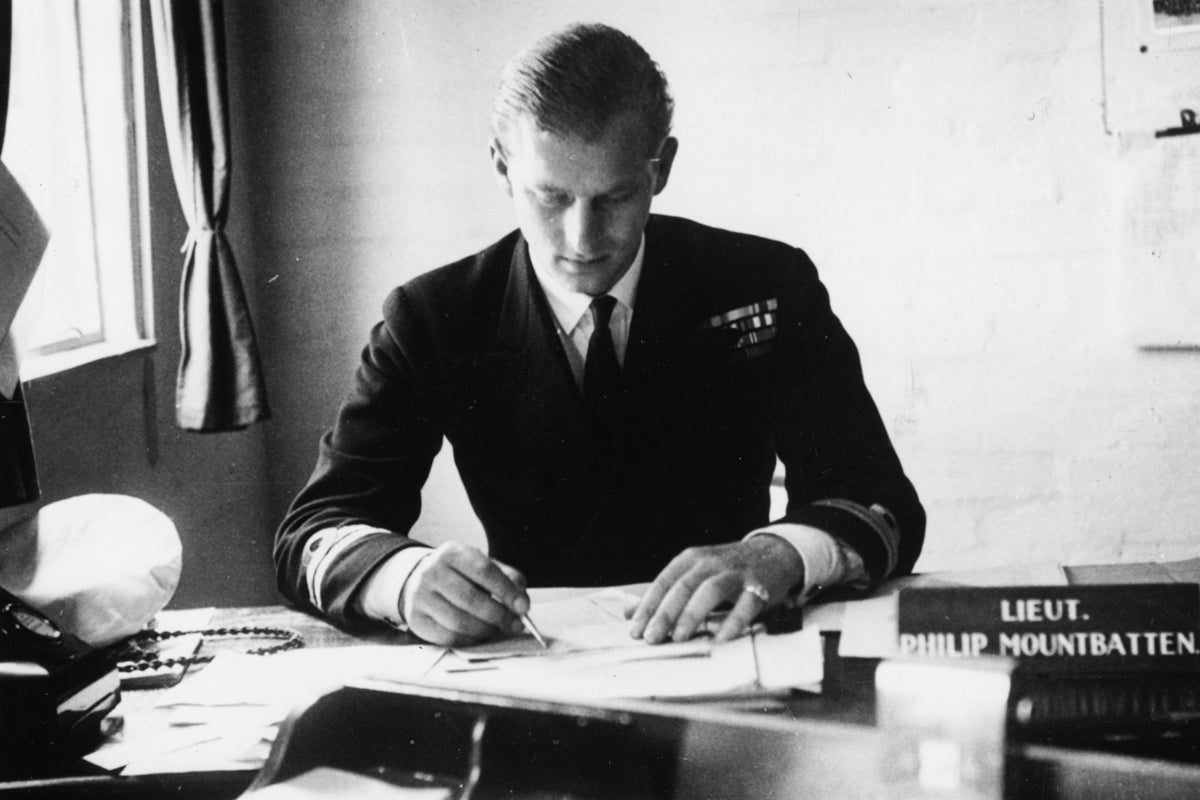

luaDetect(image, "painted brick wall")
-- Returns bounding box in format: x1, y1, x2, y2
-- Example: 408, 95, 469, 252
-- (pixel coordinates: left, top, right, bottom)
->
228, 0, 1200, 580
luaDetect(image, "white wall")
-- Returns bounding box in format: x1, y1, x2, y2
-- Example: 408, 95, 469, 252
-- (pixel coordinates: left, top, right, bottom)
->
228, 0, 1200, 578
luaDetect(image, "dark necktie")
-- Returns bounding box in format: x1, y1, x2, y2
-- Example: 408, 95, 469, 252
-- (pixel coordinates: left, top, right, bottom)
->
583, 295, 621, 437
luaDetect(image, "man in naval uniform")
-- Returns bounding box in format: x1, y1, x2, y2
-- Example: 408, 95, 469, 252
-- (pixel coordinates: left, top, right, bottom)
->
275, 23, 925, 646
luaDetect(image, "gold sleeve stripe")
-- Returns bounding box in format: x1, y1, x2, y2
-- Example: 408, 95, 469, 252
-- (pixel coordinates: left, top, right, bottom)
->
305, 525, 388, 612
812, 499, 900, 577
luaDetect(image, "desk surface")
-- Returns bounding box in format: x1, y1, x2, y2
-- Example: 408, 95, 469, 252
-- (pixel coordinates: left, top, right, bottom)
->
8, 572, 1200, 799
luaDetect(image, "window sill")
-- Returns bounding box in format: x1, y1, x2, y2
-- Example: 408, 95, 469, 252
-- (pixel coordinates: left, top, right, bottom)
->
20, 339, 158, 383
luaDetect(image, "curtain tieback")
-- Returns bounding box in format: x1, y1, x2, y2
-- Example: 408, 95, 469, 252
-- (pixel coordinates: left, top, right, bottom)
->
180, 224, 221, 255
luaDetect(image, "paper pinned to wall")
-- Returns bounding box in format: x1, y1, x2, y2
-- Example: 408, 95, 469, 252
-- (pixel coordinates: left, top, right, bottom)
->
1101, 1, 1200, 135
1117, 132, 1200, 348
0, 161, 51, 397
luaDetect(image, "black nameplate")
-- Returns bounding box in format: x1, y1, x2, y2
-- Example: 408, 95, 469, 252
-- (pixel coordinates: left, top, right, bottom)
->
897, 584, 1200, 673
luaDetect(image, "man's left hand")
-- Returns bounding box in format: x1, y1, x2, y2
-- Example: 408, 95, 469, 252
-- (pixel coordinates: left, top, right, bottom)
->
627, 535, 804, 644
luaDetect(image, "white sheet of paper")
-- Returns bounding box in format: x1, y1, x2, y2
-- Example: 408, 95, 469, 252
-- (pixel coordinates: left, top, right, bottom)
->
913, 561, 1067, 589
89, 644, 445, 774
159, 644, 444, 709
244, 767, 452, 800
802, 599, 847, 632
0, 161, 50, 397
837, 562, 1068, 658
430, 627, 822, 701
90, 710, 279, 774
1117, 133, 1200, 347
1071, 557, 1200, 585
452, 585, 646, 661
435, 584, 824, 699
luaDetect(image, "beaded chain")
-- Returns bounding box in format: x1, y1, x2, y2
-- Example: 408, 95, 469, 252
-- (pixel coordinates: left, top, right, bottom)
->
118, 626, 305, 673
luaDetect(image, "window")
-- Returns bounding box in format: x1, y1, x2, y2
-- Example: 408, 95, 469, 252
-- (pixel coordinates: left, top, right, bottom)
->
6, 0, 152, 376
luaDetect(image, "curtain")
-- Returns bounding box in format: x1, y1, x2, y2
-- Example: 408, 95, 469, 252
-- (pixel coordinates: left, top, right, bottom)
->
148, 0, 269, 431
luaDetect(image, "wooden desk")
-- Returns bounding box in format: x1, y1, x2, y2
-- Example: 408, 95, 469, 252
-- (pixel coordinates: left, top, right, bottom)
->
5, 601, 1200, 798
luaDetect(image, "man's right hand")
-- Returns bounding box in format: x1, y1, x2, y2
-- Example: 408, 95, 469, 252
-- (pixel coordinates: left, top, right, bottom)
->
401, 542, 530, 646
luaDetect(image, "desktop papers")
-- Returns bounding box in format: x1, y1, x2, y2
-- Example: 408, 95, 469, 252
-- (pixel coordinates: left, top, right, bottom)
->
1067, 557, 1200, 585
430, 630, 822, 701
244, 767, 452, 799
452, 585, 646, 660
426, 586, 824, 701
88, 644, 443, 775
88, 586, 824, 775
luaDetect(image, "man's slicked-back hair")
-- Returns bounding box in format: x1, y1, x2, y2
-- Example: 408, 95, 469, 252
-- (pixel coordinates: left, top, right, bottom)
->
492, 23, 674, 157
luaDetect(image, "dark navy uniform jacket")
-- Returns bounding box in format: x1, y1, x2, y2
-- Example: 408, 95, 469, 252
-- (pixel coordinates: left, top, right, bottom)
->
276, 214, 925, 626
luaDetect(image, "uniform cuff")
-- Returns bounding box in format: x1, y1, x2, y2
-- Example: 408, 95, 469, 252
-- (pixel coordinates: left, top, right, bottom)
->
359, 545, 432, 628
303, 524, 391, 613
746, 523, 868, 603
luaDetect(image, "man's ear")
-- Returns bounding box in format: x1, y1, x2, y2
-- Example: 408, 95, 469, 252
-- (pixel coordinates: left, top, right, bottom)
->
651, 137, 679, 196
489, 139, 513, 196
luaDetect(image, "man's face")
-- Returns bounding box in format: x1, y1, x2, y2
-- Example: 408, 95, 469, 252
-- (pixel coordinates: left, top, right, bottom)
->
492, 112, 677, 297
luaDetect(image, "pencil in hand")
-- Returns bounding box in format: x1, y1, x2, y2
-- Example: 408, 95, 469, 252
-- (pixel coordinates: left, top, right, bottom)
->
522, 613, 549, 649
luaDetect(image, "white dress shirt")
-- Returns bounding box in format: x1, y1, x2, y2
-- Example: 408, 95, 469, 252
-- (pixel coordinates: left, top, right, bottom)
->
530, 236, 643, 385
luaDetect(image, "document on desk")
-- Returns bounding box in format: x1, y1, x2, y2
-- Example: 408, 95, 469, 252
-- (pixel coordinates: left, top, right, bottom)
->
244, 767, 452, 799
836, 561, 1068, 659
451, 585, 645, 660
423, 586, 823, 700
90, 586, 821, 775
430, 628, 821, 701
89, 644, 444, 775
1067, 557, 1200, 585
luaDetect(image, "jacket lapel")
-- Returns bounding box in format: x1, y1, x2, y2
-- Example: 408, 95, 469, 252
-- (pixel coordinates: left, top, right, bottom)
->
493, 238, 608, 485
619, 223, 701, 454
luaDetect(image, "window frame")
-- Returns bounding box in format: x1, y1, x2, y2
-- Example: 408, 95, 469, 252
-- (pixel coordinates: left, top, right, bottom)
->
12, 0, 155, 382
